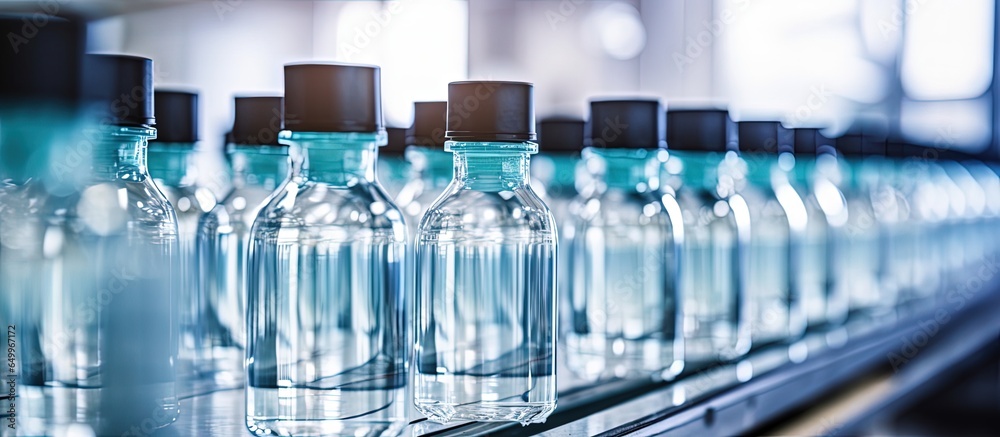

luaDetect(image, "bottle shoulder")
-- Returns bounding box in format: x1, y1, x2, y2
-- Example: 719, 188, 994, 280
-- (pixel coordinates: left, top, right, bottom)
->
256, 180, 405, 233
418, 185, 555, 235
574, 188, 680, 227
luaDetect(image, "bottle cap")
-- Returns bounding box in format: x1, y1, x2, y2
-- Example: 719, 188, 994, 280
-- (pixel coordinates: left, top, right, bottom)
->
665, 109, 732, 152
283, 63, 383, 133
793, 128, 837, 156
737, 121, 792, 154
152, 90, 198, 143
446, 81, 535, 142
83, 54, 155, 127
384, 127, 407, 156
408, 101, 447, 147
0, 14, 86, 107
589, 99, 665, 149
836, 125, 887, 157
231, 96, 283, 145
538, 117, 586, 153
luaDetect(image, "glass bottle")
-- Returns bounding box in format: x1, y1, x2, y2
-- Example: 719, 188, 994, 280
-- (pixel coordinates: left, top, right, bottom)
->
534, 118, 585, 343
663, 109, 749, 363
146, 90, 215, 384
30, 54, 179, 435
196, 96, 288, 388
395, 101, 451, 240
414, 81, 557, 424
378, 127, 410, 199
735, 122, 804, 345
245, 63, 407, 437
791, 129, 849, 326
564, 99, 683, 381
0, 16, 88, 437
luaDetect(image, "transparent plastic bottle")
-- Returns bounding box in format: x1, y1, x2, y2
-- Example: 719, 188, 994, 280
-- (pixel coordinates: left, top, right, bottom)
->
664, 109, 749, 363
791, 129, 849, 326
735, 122, 804, 345
28, 54, 179, 435
378, 127, 410, 199
414, 81, 557, 424
395, 101, 451, 240
146, 90, 215, 383
564, 100, 682, 381
245, 64, 407, 437
196, 97, 288, 388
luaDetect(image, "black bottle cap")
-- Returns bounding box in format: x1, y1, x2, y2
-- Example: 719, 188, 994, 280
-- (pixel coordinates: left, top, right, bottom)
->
589, 99, 665, 149
793, 128, 837, 156
407, 101, 447, 148
283, 63, 383, 133
665, 109, 732, 152
0, 14, 86, 107
82, 54, 155, 127
446, 81, 535, 142
152, 90, 198, 143
538, 117, 586, 153
231, 96, 283, 145
384, 127, 407, 156
737, 121, 792, 154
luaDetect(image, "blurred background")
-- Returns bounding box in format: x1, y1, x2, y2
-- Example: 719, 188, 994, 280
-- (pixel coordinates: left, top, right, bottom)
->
3, 0, 996, 161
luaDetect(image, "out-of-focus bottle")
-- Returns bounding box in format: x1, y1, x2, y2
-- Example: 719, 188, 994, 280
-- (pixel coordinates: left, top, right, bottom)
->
664, 109, 750, 363
792, 128, 849, 326
0, 15, 88, 437
379, 127, 410, 199
941, 159, 987, 275
196, 96, 288, 389
30, 54, 180, 435
413, 81, 557, 424
735, 121, 804, 344
396, 101, 450, 240
835, 130, 894, 315
245, 63, 408, 437
964, 159, 1000, 259
146, 90, 215, 384
534, 117, 586, 343
564, 99, 683, 381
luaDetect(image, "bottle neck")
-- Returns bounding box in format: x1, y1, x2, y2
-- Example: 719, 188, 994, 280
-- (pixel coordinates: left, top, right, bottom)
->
585, 147, 661, 193
406, 146, 453, 188
91, 126, 156, 182
280, 131, 383, 187
668, 150, 723, 192
228, 144, 289, 190
147, 142, 197, 187
447, 141, 536, 192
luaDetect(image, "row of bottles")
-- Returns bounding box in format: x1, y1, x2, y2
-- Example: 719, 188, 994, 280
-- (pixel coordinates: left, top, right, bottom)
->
4, 14, 999, 437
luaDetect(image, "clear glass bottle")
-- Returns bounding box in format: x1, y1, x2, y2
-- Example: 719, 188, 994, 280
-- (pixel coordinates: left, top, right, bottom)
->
791, 129, 849, 326
735, 122, 803, 345
564, 100, 682, 382
0, 16, 89, 437
245, 64, 407, 437
834, 133, 890, 315
196, 97, 288, 388
534, 118, 585, 346
378, 127, 410, 199
414, 81, 557, 424
146, 90, 215, 384
395, 101, 451, 240
27, 54, 179, 435
663, 109, 749, 363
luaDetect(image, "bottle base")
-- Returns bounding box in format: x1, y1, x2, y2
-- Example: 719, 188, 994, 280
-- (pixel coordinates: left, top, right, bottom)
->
415, 401, 556, 425
246, 418, 408, 437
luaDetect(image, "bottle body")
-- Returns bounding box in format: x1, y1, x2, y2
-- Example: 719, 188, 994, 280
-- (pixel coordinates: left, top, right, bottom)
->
565, 148, 683, 380
414, 141, 557, 424
667, 151, 749, 363
839, 157, 890, 314
196, 144, 288, 388
245, 132, 408, 437
23, 126, 179, 435
147, 142, 214, 383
